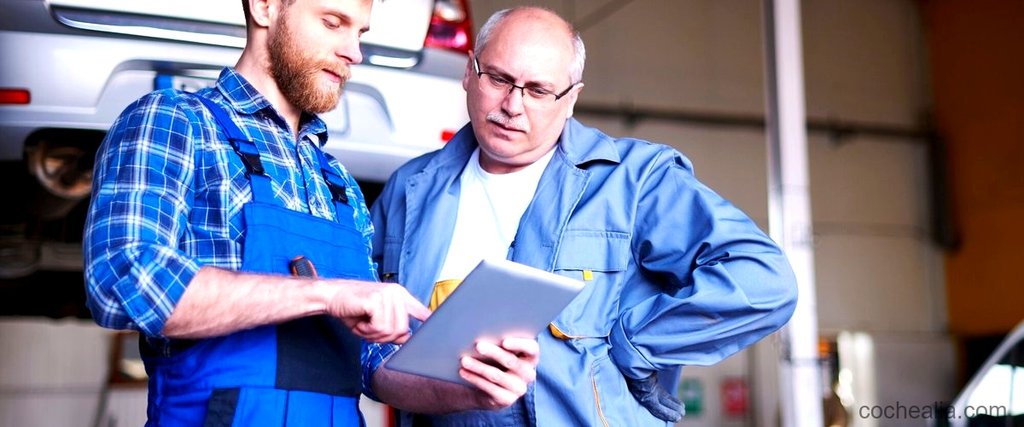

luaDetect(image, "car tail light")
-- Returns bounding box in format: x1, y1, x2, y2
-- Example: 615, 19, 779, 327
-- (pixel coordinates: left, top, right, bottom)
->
441, 129, 457, 143
0, 88, 30, 105
425, 0, 472, 54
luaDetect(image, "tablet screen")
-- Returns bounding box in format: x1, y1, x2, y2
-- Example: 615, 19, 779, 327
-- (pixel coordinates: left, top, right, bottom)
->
384, 258, 584, 385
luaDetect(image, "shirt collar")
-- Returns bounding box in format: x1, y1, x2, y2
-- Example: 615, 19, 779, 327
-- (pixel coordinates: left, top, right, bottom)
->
558, 118, 621, 165
437, 118, 621, 171
214, 68, 329, 146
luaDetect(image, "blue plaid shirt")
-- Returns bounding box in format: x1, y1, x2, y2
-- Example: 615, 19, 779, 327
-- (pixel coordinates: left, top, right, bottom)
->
83, 68, 376, 337
362, 341, 400, 400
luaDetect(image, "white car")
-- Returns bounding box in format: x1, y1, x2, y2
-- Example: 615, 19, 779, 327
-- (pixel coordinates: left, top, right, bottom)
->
934, 320, 1024, 426
0, 0, 471, 280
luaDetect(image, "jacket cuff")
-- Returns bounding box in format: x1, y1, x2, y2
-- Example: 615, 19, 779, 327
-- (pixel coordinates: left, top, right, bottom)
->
609, 318, 656, 380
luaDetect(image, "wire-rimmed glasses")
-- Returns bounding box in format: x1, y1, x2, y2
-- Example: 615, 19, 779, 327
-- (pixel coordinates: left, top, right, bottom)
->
473, 57, 580, 107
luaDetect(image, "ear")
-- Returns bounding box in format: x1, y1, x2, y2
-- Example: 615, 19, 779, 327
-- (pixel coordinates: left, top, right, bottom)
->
462, 51, 475, 92
564, 83, 584, 118
249, 0, 273, 28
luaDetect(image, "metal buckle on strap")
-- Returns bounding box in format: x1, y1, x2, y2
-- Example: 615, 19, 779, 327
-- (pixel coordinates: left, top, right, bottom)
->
239, 151, 265, 175
328, 183, 349, 205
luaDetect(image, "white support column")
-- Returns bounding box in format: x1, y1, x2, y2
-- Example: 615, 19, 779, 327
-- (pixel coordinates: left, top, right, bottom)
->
761, 0, 824, 426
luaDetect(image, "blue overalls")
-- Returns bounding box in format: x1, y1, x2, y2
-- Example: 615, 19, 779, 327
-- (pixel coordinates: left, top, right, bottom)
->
140, 95, 372, 426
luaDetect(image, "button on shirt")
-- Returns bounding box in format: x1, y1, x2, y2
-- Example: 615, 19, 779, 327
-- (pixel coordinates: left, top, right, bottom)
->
83, 68, 375, 337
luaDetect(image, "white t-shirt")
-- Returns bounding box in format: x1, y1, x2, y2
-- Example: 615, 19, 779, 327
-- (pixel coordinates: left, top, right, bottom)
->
436, 147, 555, 282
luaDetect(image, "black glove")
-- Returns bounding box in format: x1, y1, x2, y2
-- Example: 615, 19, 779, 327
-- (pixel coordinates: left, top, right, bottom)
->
625, 372, 684, 422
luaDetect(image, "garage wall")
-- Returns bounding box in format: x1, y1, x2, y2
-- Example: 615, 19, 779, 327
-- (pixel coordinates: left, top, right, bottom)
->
0, 319, 117, 427
922, 0, 1024, 337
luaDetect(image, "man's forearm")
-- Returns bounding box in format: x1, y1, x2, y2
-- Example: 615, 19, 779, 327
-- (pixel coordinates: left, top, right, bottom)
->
372, 366, 485, 414
161, 266, 337, 338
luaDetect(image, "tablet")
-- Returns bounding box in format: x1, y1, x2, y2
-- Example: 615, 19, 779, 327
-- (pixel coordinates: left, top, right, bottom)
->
385, 258, 585, 385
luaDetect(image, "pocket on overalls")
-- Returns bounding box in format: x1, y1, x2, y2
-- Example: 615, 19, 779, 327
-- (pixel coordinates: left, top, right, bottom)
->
201, 387, 297, 427
549, 230, 630, 340
203, 387, 363, 427
202, 388, 243, 427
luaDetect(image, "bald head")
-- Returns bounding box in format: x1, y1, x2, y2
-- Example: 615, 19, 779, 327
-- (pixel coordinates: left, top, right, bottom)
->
475, 7, 586, 83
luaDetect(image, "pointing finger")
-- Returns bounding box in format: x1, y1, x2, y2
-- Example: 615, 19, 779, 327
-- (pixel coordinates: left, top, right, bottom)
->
404, 293, 432, 321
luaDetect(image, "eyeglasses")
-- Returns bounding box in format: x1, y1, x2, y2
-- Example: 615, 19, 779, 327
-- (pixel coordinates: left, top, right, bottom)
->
473, 57, 579, 106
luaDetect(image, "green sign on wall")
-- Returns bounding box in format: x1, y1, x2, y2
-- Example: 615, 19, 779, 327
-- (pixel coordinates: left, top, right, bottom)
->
678, 377, 703, 417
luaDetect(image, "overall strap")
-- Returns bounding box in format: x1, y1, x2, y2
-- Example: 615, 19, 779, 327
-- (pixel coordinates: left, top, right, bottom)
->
314, 147, 352, 214
194, 94, 276, 204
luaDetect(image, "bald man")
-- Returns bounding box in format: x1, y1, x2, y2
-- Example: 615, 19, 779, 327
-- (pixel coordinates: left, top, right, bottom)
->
366, 6, 798, 426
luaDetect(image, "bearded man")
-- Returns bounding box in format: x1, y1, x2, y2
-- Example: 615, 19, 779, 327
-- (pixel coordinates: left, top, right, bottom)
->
83, 1, 539, 425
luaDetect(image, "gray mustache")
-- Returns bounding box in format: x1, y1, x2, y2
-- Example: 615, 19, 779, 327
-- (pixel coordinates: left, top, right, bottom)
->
486, 112, 527, 131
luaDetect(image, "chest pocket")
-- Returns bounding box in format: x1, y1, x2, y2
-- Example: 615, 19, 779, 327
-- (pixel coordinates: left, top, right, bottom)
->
380, 235, 403, 283
550, 230, 631, 339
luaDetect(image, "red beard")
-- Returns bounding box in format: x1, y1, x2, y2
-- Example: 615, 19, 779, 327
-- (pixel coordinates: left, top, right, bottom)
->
268, 15, 349, 114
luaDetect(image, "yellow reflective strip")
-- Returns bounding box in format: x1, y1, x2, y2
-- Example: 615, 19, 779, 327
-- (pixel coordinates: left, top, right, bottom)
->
429, 278, 462, 311
582, 269, 593, 281
592, 375, 610, 427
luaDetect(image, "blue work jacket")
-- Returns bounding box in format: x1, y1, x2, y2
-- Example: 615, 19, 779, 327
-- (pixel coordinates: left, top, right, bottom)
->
370, 118, 798, 426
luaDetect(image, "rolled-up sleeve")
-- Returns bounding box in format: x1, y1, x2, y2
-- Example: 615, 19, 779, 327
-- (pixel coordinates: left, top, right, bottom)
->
83, 92, 201, 337
609, 150, 798, 380
361, 341, 399, 401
